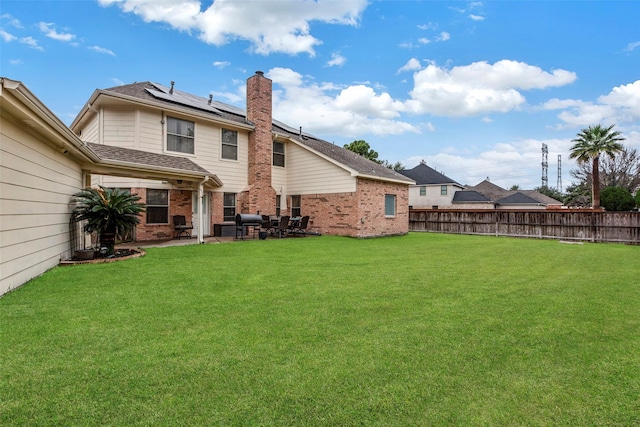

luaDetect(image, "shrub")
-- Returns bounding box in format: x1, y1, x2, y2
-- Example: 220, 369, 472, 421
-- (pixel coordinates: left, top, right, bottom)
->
600, 186, 635, 211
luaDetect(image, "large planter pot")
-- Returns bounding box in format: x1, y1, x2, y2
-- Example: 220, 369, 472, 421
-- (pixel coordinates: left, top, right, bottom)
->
75, 249, 95, 260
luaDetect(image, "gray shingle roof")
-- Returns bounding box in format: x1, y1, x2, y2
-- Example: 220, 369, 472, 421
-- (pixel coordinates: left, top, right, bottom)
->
398, 163, 460, 185
87, 143, 211, 174
452, 190, 492, 203
98, 81, 413, 184
495, 192, 542, 205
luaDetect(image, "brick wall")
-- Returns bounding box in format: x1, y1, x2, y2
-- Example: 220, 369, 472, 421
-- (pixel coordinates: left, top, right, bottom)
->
301, 178, 409, 238
132, 188, 193, 241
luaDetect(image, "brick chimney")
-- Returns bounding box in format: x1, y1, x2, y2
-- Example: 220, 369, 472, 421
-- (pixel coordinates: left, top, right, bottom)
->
244, 71, 276, 214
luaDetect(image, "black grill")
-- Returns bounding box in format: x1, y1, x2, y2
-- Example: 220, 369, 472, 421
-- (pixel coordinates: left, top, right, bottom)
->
234, 214, 264, 240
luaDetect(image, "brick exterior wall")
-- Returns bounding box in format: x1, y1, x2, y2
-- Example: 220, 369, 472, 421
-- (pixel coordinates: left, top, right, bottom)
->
244, 71, 276, 215
132, 188, 195, 241
301, 178, 409, 238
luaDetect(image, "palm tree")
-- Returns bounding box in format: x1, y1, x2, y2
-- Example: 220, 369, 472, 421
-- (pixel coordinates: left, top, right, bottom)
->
72, 186, 145, 254
569, 124, 625, 209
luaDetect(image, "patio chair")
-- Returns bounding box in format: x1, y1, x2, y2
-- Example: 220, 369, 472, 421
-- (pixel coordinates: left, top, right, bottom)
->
173, 215, 193, 239
275, 215, 290, 238
290, 215, 310, 236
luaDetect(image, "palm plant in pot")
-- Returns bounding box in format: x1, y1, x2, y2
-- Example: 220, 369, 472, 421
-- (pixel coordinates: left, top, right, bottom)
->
72, 186, 145, 256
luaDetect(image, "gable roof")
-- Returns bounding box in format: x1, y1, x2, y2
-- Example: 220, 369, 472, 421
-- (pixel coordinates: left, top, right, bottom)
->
495, 192, 542, 205
73, 81, 413, 185
452, 190, 491, 203
398, 163, 461, 186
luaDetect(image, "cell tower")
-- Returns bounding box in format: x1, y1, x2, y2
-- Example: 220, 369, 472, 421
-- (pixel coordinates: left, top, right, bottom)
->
557, 154, 562, 193
541, 143, 548, 188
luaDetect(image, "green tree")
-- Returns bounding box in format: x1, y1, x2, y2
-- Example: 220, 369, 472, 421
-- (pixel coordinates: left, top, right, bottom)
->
635, 190, 640, 208
380, 159, 405, 171
569, 124, 625, 209
600, 187, 635, 211
570, 147, 640, 195
343, 140, 380, 162
72, 186, 145, 254
564, 182, 591, 207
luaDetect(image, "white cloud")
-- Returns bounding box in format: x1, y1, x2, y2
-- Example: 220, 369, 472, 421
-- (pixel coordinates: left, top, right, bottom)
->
397, 58, 422, 73
624, 41, 640, 52
1, 13, 23, 28
0, 29, 16, 42
213, 61, 230, 69
546, 80, 640, 128
406, 60, 576, 117
89, 45, 115, 56
9, 59, 23, 65
20, 36, 43, 51
38, 22, 76, 42
99, 0, 367, 56
326, 52, 346, 67
436, 31, 450, 42
469, 14, 485, 21
265, 67, 419, 137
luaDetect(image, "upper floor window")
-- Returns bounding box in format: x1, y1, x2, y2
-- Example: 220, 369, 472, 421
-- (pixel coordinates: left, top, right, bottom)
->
223, 193, 236, 222
167, 117, 194, 154
273, 141, 285, 167
221, 129, 238, 160
441, 185, 448, 196
385, 194, 396, 217
147, 189, 169, 224
420, 186, 426, 196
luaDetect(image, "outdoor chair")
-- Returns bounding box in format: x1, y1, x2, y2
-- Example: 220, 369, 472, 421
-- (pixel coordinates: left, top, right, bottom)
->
275, 215, 290, 238
289, 215, 310, 236
173, 215, 193, 239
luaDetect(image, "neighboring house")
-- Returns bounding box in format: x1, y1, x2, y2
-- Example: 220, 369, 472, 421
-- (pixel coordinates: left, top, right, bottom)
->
452, 179, 564, 209
398, 161, 463, 209
70, 71, 414, 240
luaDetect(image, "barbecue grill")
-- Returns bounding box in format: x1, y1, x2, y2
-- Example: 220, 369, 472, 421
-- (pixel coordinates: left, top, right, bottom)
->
234, 214, 264, 240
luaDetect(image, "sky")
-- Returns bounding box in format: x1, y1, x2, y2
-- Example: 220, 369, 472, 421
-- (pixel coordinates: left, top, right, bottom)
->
2, 0, 639, 190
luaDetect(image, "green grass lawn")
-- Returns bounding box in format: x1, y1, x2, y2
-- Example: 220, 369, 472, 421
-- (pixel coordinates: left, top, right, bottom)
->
1, 233, 639, 426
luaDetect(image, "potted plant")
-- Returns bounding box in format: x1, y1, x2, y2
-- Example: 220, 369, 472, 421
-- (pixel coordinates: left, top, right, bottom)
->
72, 186, 145, 256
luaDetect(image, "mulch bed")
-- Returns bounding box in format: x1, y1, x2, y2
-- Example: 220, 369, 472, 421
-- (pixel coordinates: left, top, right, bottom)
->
60, 248, 145, 266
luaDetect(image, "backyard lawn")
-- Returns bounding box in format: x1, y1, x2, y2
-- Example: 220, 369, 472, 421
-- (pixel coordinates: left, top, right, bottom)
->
1, 233, 638, 426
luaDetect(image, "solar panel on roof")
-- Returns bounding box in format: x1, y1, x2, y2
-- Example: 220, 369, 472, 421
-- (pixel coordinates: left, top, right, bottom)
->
145, 86, 223, 116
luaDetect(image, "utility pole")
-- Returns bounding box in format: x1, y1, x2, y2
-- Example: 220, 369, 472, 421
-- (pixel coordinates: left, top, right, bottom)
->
541, 143, 548, 188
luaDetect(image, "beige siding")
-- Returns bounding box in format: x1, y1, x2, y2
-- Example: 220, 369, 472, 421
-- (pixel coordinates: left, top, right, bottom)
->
82, 114, 99, 143
1, 118, 83, 295
409, 184, 457, 208
103, 109, 136, 148
285, 142, 356, 194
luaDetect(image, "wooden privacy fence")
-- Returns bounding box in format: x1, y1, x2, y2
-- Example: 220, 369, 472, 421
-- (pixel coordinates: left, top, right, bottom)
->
409, 209, 640, 244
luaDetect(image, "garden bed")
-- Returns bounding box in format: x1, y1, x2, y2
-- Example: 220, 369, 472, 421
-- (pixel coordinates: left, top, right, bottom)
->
60, 248, 144, 265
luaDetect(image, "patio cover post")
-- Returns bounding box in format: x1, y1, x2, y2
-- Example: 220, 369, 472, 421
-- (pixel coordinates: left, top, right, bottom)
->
198, 177, 209, 244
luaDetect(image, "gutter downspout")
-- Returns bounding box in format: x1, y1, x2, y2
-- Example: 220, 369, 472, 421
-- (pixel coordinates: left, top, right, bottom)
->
198, 176, 210, 244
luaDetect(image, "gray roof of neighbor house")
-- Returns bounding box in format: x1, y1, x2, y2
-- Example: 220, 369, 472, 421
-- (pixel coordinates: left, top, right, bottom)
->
83, 81, 413, 185
495, 192, 543, 205
459, 179, 563, 206
398, 162, 461, 186
452, 190, 492, 203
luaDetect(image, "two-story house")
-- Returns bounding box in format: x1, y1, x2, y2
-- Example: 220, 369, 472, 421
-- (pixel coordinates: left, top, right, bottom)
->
398, 161, 464, 209
70, 71, 414, 240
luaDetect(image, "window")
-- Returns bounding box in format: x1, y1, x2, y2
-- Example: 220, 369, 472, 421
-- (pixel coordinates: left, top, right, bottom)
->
146, 189, 169, 224
223, 193, 236, 221
441, 185, 448, 196
221, 129, 238, 160
385, 194, 396, 217
291, 195, 301, 217
167, 117, 194, 154
275, 195, 281, 217
420, 186, 426, 196
273, 141, 285, 167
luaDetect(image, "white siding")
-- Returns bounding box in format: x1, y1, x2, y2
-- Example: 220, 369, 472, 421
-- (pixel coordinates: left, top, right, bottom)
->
0, 118, 83, 295
285, 142, 356, 194
408, 184, 459, 208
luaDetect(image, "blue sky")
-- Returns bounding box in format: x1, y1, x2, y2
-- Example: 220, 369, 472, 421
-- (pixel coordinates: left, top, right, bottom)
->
2, 0, 639, 189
